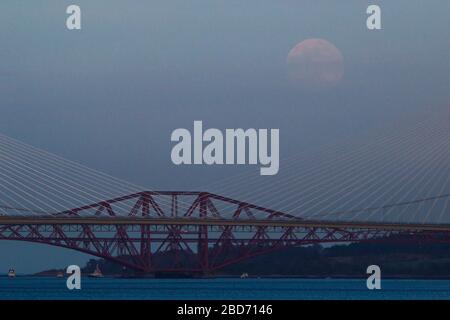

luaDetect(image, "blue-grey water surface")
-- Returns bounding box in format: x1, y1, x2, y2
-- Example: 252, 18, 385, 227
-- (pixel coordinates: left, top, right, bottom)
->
1, 277, 450, 300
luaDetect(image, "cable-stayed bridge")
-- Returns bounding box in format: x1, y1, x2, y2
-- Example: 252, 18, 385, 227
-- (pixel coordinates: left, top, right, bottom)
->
0, 107, 448, 274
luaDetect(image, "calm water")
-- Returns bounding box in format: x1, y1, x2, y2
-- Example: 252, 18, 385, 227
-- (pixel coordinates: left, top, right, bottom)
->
1, 277, 450, 300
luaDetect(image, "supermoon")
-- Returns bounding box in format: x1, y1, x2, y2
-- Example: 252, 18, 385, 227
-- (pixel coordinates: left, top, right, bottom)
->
287, 38, 344, 89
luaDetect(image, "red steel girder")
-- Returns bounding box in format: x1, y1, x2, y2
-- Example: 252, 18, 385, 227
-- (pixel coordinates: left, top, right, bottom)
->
0, 191, 449, 274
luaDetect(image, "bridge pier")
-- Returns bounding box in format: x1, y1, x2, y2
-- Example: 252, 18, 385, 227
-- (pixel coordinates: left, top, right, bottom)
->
140, 224, 152, 272
198, 193, 209, 273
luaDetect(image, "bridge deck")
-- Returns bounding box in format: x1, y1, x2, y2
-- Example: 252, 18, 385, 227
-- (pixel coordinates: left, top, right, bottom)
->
1, 216, 450, 232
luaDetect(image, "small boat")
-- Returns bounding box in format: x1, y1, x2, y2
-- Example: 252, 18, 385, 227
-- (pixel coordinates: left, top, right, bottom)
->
56, 271, 64, 278
88, 264, 104, 278
240, 272, 249, 279
8, 268, 16, 278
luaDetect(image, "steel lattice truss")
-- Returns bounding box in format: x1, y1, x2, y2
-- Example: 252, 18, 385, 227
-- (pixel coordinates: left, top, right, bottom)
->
0, 191, 449, 274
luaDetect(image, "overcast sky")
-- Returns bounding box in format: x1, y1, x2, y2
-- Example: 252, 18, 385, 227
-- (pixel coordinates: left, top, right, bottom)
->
0, 0, 449, 273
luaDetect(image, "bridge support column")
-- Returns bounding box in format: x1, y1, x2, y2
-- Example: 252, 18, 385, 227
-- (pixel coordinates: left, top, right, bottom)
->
140, 194, 152, 272
198, 193, 209, 273
140, 225, 152, 272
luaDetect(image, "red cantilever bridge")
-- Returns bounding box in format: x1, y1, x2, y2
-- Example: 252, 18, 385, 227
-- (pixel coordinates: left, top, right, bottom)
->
0, 191, 449, 274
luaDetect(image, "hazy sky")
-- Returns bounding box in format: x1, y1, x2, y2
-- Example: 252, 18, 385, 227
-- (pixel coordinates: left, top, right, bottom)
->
0, 0, 449, 272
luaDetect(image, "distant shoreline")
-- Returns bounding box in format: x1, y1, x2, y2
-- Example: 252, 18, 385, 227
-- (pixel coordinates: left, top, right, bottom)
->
18, 240, 450, 281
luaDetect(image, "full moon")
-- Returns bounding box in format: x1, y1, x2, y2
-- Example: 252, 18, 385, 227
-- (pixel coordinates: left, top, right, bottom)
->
287, 38, 344, 89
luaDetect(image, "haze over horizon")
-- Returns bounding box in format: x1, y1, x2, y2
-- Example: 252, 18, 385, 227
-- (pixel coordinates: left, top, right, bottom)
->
0, 0, 449, 273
